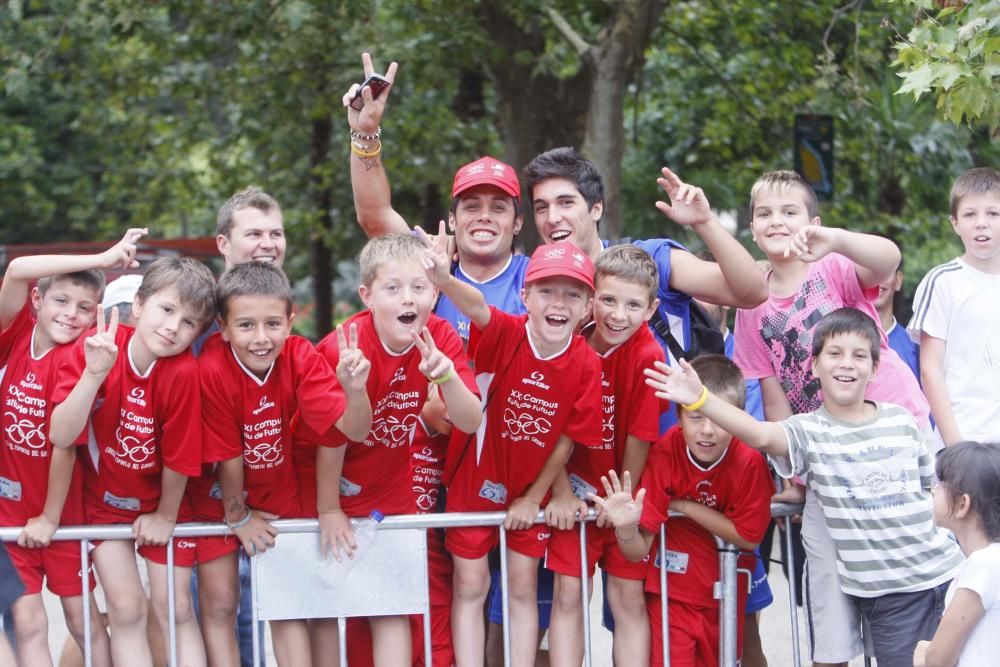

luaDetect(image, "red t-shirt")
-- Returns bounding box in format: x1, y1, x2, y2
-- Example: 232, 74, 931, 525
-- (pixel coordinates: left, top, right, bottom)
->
305, 310, 476, 516
51, 326, 202, 522
566, 324, 665, 500
0, 301, 85, 525
195, 333, 346, 519
639, 426, 773, 606
446, 307, 603, 511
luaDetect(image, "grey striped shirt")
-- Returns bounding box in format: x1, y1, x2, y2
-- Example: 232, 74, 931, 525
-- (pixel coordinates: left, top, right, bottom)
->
773, 402, 963, 597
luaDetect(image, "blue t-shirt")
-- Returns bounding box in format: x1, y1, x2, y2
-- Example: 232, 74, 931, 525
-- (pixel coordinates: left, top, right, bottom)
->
433, 255, 530, 342
887, 318, 920, 382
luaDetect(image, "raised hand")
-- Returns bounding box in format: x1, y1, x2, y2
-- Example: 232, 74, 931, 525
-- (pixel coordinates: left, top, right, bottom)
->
83, 306, 120, 378
335, 323, 370, 395
655, 167, 712, 227
588, 470, 645, 530
643, 358, 704, 405
412, 327, 454, 384
417, 221, 453, 286
782, 225, 837, 263
342, 52, 398, 134
100, 228, 147, 270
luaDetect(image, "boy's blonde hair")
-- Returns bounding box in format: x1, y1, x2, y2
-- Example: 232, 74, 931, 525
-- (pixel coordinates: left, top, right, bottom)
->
216, 186, 281, 238
750, 170, 819, 219
594, 244, 658, 305
136, 257, 216, 326
950, 167, 1000, 217
217, 262, 294, 319
359, 233, 426, 288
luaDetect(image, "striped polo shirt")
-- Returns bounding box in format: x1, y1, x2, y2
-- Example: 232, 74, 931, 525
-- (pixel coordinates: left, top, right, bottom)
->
773, 402, 963, 598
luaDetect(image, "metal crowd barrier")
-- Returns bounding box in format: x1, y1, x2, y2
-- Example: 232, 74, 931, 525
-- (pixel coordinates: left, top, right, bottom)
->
0, 502, 807, 667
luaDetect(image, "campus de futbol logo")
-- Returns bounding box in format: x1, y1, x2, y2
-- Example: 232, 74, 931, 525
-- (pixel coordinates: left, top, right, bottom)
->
4, 412, 46, 449
244, 437, 283, 465
502, 408, 552, 437
113, 427, 156, 464
370, 413, 419, 448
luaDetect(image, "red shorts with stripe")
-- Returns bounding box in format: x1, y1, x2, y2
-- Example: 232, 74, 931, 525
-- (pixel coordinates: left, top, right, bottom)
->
545, 523, 648, 580
6, 540, 96, 597
647, 592, 747, 667
140, 535, 238, 567
445, 524, 551, 560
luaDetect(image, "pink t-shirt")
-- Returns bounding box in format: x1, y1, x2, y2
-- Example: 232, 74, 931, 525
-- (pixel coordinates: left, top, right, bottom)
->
734, 254, 929, 427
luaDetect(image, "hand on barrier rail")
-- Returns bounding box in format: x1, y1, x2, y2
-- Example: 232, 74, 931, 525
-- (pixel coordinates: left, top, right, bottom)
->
18, 513, 58, 548
233, 510, 278, 556
133, 511, 177, 546
505, 497, 540, 531
588, 470, 645, 531
319, 508, 357, 561
544, 490, 588, 531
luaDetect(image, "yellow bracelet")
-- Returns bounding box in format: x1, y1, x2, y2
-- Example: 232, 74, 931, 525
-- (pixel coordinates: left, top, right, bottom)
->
430, 365, 454, 385
682, 386, 709, 411
351, 139, 382, 159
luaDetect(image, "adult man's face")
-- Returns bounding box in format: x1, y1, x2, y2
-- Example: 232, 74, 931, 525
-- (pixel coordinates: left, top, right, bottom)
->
450, 184, 523, 266
217, 207, 286, 270
531, 177, 603, 256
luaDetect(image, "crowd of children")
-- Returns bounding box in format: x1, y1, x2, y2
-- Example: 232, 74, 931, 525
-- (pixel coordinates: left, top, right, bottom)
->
0, 51, 998, 667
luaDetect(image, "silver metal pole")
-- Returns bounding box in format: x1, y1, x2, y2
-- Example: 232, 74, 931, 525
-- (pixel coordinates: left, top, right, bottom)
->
580, 519, 592, 667
659, 524, 669, 667
251, 552, 261, 667
166, 538, 177, 667
716, 539, 738, 667
499, 527, 511, 667
784, 516, 802, 667
81, 539, 92, 667
339, 616, 348, 667
423, 609, 432, 667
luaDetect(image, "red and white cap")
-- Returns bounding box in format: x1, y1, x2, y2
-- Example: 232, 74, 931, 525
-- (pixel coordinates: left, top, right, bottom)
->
451, 157, 520, 199
524, 242, 594, 290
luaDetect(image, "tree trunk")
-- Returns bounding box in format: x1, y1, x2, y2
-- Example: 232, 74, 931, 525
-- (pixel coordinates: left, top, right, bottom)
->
310, 115, 334, 340
479, 0, 666, 249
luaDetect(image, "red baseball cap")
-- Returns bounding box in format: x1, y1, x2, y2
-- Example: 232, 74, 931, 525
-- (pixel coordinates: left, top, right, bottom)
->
451, 157, 521, 200
524, 242, 594, 290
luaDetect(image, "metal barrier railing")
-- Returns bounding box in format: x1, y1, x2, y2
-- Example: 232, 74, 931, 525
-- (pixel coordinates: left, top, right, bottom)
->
0, 503, 807, 667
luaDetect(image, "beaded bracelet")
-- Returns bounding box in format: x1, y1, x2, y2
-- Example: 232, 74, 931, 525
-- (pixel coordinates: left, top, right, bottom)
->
350, 126, 381, 142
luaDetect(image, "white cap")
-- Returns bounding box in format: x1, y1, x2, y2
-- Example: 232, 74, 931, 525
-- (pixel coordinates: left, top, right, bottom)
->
101, 274, 143, 309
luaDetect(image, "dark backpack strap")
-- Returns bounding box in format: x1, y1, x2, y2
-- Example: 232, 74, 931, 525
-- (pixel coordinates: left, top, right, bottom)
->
649, 308, 687, 363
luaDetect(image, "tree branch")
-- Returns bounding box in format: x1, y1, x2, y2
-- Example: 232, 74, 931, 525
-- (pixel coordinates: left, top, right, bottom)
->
545, 6, 592, 56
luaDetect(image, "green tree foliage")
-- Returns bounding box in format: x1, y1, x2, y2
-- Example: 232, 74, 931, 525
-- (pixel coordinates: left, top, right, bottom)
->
891, 0, 1000, 135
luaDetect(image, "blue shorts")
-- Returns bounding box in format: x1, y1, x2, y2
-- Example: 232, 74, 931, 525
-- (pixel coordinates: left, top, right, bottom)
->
745, 549, 773, 614
487, 564, 554, 628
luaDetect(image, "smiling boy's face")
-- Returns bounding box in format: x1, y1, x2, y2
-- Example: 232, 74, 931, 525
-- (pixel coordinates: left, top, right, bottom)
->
749, 184, 820, 260
359, 260, 437, 354
811, 331, 877, 410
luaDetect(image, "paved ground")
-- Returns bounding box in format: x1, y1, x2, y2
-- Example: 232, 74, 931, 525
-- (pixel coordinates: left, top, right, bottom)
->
35, 537, 869, 666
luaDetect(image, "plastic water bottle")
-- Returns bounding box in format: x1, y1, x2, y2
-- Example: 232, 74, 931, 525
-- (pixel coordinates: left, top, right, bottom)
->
318, 510, 384, 585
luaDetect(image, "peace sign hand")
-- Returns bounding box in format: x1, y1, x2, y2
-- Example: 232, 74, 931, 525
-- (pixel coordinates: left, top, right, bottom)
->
655, 167, 712, 227
335, 323, 370, 396
417, 221, 453, 287
100, 227, 147, 270
83, 306, 119, 379
342, 52, 398, 135
412, 327, 454, 384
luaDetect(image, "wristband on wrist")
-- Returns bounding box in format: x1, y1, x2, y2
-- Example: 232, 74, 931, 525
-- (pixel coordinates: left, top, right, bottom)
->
351, 139, 382, 159
429, 363, 455, 385
615, 525, 639, 543
682, 386, 710, 412
226, 509, 252, 531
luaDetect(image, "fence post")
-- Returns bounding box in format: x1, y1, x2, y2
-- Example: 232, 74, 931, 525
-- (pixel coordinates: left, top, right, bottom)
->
715, 537, 738, 667
339, 616, 349, 667
784, 515, 802, 667
659, 524, 669, 667
251, 552, 261, 667
166, 538, 177, 667
81, 539, 92, 667
499, 527, 512, 667
579, 518, 592, 667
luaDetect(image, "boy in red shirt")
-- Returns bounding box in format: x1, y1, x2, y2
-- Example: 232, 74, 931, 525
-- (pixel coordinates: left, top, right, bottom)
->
593, 355, 773, 667
49, 257, 217, 667
545, 244, 665, 667
0, 229, 143, 666
300, 232, 481, 667
194, 261, 371, 666
423, 239, 603, 667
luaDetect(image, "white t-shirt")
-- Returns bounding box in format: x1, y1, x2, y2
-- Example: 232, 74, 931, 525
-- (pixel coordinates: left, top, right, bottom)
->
946, 542, 1000, 667
907, 258, 1000, 442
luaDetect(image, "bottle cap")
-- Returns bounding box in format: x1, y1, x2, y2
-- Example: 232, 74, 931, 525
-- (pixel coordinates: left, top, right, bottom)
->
370, 510, 385, 523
